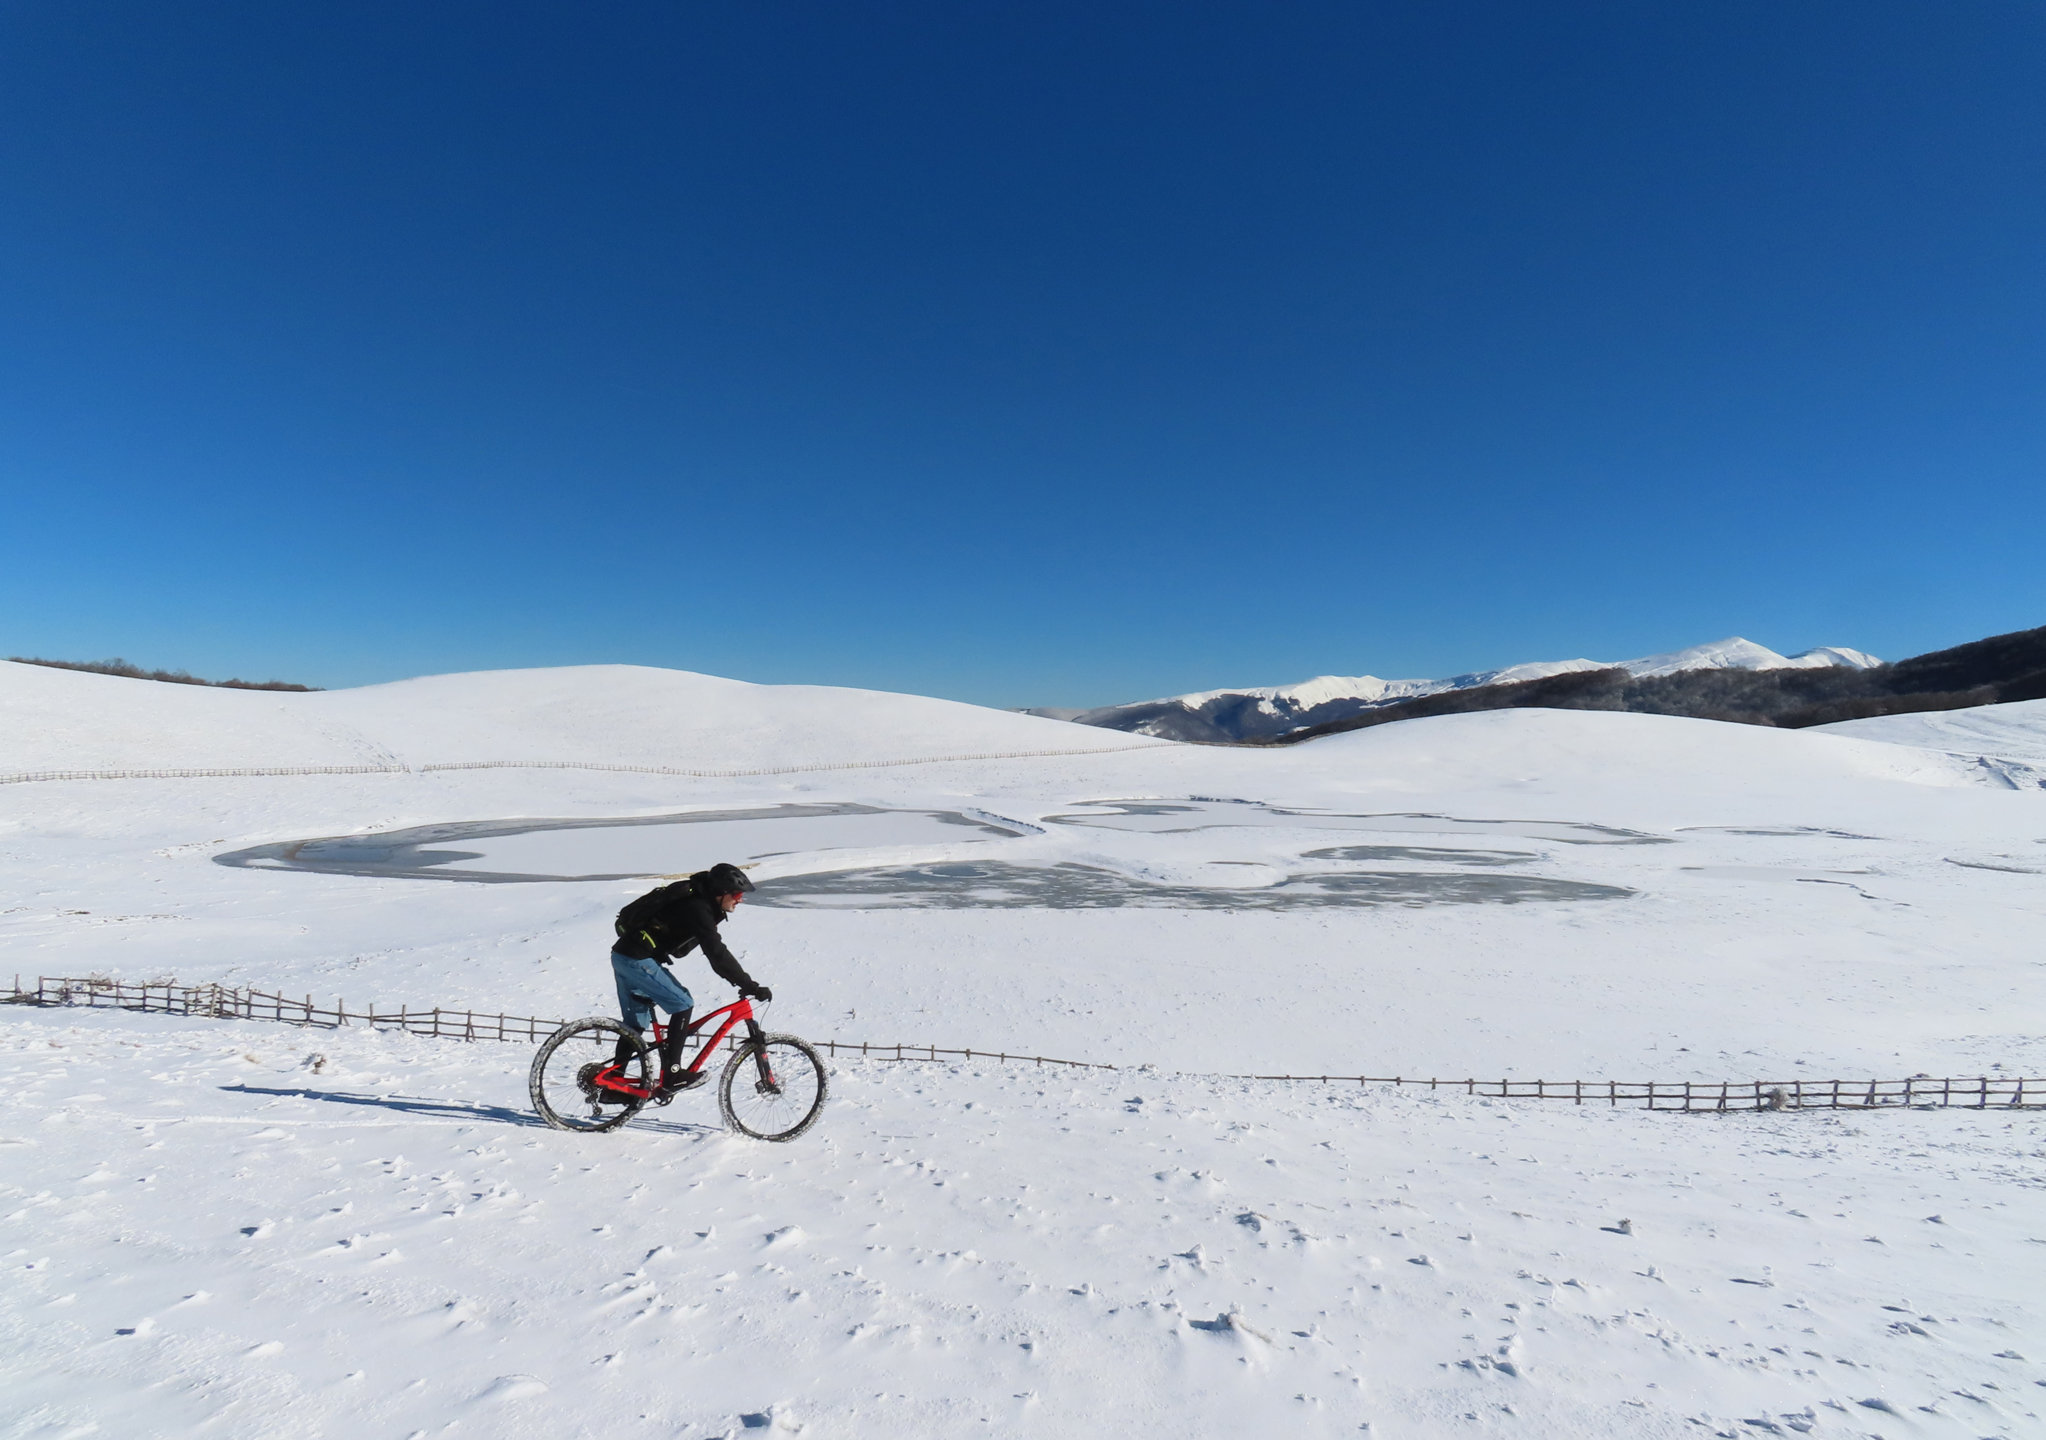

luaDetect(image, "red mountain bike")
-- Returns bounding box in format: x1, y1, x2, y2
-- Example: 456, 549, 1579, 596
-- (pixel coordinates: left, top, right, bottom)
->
529, 995, 827, 1140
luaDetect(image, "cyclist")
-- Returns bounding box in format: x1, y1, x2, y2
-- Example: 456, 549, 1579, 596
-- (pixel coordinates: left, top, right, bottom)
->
610, 861, 772, 1095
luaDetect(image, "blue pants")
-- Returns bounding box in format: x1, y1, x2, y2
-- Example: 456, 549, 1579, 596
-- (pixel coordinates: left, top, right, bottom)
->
611, 951, 694, 1033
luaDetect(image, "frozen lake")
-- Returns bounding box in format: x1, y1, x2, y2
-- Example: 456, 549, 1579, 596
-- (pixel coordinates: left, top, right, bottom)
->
748, 858, 1634, 909
215, 803, 1024, 883
1045, 798, 1673, 844
215, 799, 1639, 908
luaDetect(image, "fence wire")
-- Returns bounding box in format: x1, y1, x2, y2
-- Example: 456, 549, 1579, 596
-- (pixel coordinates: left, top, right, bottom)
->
8, 975, 2038, 1111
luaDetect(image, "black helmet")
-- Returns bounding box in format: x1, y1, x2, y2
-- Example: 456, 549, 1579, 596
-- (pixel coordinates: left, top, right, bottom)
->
702, 862, 755, 897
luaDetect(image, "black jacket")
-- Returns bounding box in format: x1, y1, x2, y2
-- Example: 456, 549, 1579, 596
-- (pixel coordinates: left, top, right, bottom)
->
613, 878, 758, 990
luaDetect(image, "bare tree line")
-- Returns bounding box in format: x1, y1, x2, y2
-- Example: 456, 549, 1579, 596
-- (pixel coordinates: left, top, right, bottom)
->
7, 655, 319, 692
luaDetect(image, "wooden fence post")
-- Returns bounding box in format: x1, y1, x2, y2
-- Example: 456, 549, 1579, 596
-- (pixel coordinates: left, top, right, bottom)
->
14, 975, 2032, 1107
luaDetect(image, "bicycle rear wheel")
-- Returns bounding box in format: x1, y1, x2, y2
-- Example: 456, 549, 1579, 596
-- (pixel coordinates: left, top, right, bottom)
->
531, 1017, 651, 1133
718, 1033, 828, 1141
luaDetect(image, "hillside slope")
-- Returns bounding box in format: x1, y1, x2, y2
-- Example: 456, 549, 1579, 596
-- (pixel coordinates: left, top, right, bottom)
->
1817, 695, 2046, 762
0, 660, 1162, 776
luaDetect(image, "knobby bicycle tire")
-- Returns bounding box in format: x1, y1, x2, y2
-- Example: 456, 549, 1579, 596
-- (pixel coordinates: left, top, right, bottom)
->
718, 1033, 828, 1141
531, 1017, 651, 1133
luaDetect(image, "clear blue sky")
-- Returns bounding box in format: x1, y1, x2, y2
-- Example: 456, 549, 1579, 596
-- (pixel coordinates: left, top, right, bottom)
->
3, 2, 2041, 708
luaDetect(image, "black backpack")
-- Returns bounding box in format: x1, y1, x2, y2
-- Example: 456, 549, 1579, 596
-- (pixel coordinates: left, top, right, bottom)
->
615, 877, 695, 949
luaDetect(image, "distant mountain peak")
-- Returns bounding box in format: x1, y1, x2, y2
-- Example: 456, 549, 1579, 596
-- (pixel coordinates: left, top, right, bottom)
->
1051, 638, 1882, 744
1619, 637, 1881, 678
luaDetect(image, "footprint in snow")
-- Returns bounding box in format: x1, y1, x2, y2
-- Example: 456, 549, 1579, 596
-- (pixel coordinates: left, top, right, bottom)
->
739, 1404, 801, 1430
476, 1375, 548, 1403
1189, 1310, 1273, 1343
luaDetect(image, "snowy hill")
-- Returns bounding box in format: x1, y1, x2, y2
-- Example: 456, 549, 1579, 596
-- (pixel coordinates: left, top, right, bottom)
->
3, 660, 2042, 1439
1046, 637, 1879, 743
0, 659, 1162, 776
1816, 694, 2046, 762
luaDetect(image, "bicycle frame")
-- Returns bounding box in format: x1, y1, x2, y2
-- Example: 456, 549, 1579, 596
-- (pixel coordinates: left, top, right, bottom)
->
592, 995, 768, 1101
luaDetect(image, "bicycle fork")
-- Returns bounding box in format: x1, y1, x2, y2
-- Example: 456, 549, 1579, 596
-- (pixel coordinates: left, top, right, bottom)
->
745, 1018, 782, 1096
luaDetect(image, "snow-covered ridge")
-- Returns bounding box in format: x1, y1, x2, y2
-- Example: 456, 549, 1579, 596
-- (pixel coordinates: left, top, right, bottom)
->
1058, 638, 1880, 742
1816, 695, 2046, 764
0, 660, 1164, 776
1140, 638, 1877, 711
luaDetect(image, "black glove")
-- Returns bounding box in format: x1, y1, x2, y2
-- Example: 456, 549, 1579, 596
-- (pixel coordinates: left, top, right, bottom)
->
740, 982, 773, 1003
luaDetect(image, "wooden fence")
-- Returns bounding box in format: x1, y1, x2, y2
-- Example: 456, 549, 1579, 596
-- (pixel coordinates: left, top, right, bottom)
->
7, 974, 568, 1044
810, 1038, 1116, 1071
1228, 1071, 2043, 1111
7, 975, 2037, 1110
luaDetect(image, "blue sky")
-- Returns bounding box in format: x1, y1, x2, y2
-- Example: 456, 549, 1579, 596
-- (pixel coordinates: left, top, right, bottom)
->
3, 2, 2042, 708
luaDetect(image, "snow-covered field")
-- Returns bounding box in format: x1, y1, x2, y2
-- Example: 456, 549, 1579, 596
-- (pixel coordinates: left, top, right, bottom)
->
1819, 698, 2046, 767
4, 660, 2044, 1438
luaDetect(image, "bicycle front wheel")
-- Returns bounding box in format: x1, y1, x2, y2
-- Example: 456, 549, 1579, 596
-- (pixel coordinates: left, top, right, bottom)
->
531, 1017, 651, 1133
719, 1033, 828, 1141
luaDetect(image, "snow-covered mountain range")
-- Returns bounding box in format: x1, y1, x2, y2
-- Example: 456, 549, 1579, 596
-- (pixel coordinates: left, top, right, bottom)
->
1035, 637, 1882, 743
